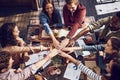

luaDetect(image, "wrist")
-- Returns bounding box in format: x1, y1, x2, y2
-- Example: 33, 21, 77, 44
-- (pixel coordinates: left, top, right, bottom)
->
66, 36, 72, 40
75, 60, 80, 66
29, 46, 35, 53
72, 37, 76, 41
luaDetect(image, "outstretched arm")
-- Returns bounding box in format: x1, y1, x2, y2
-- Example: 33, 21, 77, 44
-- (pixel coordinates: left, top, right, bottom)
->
68, 27, 90, 46
59, 51, 102, 80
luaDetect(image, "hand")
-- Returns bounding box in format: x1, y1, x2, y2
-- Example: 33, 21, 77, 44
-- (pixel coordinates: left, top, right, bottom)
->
14, 68, 22, 73
81, 23, 87, 28
61, 47, 74, 54
59, 51, 79, 65
16, 37, 25, 46
53, 39, 61, 49
40, 45, 50, 51
60, 38, 70, 48
67, 39, 75, 47
48, 49, 59, 58
85, 36, 93, 42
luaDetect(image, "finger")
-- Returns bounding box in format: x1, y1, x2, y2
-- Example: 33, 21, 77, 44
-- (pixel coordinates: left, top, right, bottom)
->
66, 42, 71, 47
68, 50, 73, 54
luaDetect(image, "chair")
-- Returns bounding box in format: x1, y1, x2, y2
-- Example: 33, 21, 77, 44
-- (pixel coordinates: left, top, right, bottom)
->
53, 0, 60, 6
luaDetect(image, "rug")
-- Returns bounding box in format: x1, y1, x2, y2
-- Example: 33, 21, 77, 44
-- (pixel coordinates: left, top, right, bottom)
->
95, 2, 120, 15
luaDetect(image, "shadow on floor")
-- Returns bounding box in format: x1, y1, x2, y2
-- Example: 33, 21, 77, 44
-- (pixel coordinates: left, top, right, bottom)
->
0, 7, 33, 17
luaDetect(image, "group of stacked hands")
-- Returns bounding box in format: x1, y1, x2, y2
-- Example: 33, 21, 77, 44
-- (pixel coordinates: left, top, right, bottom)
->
0, 0, 120, 80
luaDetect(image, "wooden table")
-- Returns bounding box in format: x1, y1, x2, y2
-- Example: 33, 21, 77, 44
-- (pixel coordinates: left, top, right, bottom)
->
41, 56, 86, 80
28, 26, 69, 45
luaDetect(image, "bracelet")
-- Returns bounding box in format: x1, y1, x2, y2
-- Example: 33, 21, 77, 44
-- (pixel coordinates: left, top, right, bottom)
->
40, 45, 43, 51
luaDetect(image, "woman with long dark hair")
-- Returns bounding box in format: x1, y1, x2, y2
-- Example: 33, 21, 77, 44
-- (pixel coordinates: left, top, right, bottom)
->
40, 0, 63, 49
62, 37, 120, 75
59, 37, 120, 80
0, 23, 50, 68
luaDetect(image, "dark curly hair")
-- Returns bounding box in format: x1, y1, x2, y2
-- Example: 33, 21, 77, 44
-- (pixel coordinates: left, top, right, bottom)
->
110, 37, 120, 52
0, 51, 11, 71
109, 52, 120, 80
0, 23, 18, 47
104, 37, 120, 63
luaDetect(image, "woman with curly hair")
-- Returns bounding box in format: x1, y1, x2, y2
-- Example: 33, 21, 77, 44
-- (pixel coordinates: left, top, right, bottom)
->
62, 37, 120, 75
59, 45, 120, 80
0, 23, 50, 69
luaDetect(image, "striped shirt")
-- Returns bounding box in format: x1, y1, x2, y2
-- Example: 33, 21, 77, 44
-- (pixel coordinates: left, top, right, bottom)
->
78, 63, 102, 80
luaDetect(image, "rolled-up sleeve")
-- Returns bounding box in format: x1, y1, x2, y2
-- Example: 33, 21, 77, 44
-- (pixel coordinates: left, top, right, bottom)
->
2, 46, 33, 54
40, 12, 52, 34
88, 16, 111, 32
9, 65, 38, 80
78, 63, 102, 80
43, 23, 52, 34
82, 44, 105, 51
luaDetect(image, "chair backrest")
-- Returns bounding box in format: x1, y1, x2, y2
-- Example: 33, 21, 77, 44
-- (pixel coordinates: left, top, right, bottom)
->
29, 17, 40, 25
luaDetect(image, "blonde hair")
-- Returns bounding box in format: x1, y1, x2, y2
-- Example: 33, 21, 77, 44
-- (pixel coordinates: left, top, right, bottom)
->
65, 0, 79, 5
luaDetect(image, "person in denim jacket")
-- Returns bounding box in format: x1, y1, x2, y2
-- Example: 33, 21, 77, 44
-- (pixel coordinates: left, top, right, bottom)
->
40, 0, 63, 49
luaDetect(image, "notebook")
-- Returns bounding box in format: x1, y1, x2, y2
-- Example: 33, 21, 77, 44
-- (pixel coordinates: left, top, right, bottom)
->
25, 51, 51, 69
63, 63, 81, 80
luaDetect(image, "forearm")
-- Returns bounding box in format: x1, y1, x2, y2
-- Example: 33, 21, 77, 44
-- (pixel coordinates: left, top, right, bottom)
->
60, 51, 79, 65
9, 46, 49, 54
49, 32, 57, 42
73, 27, 90, 41
78, 63, 102, 80
82, 45, 105, 51
31, 46, 50, 53
34, 49, 58, 69
34, 55, 51, 70
67, 23, 79, 37
43, 23, 52, 34
62, 46, 82, 51
11, 65, 38, 80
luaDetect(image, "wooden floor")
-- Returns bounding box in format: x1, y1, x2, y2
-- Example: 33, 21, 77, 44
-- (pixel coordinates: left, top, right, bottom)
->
0, 7, 41, 41
0, 0, 117, 41
0, 1, 107, 79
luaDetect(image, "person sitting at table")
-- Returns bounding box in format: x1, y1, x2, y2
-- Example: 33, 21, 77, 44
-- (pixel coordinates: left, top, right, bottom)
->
0, 49, 58, 80
60, 0, 86, 47
0, 23, 50, 69
62, 37, 120, 74
67, 11, 120, 46
60, 49, 120, 80
40, 0, 63, 49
